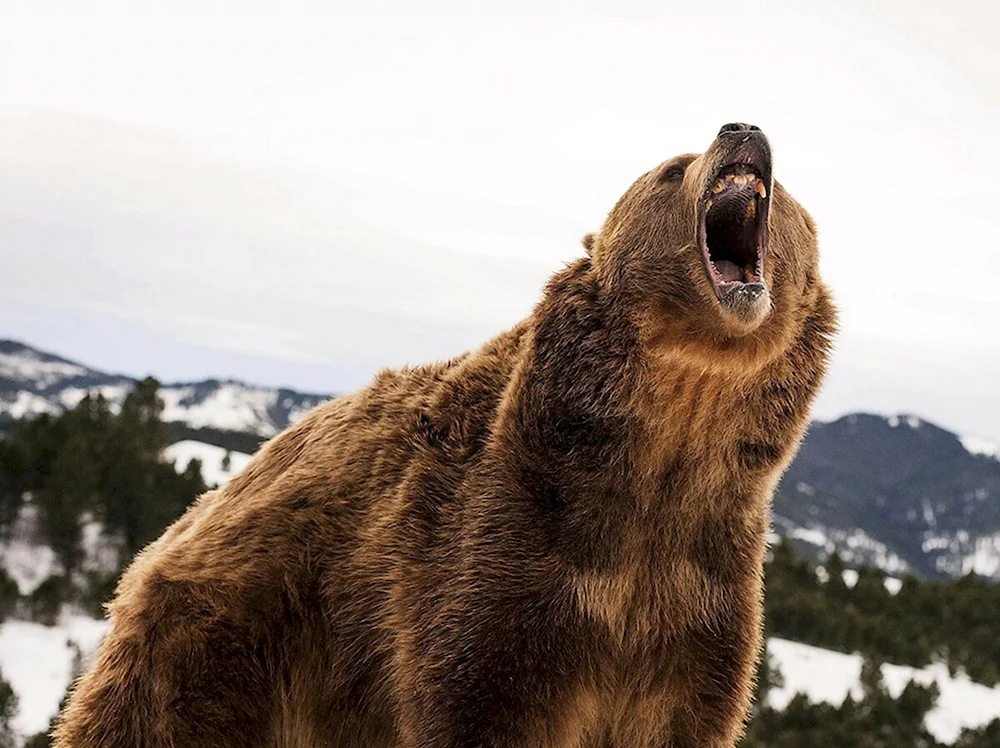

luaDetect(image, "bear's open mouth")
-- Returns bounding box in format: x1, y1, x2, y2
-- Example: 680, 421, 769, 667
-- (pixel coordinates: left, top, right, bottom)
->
699, 162, 769, 300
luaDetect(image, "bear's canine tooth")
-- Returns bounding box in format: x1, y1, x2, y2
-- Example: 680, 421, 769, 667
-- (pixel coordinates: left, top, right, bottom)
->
756, 181, 767, 198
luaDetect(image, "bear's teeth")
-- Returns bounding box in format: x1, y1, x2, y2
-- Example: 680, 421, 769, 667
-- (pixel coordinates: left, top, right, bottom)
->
712, 180, 725, 193
756, 181, 767, 198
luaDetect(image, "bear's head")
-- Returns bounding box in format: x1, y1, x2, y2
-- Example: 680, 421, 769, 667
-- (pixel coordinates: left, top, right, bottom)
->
590, 123, 828, 372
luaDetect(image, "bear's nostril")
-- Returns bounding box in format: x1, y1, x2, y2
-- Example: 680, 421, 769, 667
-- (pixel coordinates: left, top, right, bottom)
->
718, 122, 761, 137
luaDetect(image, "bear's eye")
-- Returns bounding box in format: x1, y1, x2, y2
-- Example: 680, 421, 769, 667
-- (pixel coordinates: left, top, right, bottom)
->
661, 164, 685, 183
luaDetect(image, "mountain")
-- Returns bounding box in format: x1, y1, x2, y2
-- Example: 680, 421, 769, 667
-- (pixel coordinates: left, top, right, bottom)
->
774, 413, 1000, 581
2, 340, 999, 581
0, 340, 328, 437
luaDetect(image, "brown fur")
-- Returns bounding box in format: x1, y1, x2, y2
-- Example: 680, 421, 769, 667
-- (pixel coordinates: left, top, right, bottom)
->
54, 126, 835, 748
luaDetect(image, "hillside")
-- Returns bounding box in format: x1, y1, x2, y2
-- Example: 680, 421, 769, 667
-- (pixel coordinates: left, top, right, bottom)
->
775, 414, 1000, 580
0, 340, 327, 437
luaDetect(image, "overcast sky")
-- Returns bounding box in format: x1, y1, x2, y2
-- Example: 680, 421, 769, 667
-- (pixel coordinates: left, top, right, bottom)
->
1, 1, 998, 440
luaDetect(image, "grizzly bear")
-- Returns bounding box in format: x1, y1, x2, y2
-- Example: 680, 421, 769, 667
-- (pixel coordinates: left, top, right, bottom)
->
54, 123, 835, 748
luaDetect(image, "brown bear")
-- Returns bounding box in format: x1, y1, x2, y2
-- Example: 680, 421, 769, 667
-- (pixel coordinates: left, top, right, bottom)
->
54, 122, 835, 748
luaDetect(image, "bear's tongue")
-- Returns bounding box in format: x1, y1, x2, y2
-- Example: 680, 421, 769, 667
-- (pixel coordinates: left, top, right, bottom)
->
712, 259, 744, 282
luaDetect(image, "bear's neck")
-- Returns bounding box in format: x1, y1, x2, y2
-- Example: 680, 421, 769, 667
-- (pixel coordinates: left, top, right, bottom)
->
497, 258, 832, 569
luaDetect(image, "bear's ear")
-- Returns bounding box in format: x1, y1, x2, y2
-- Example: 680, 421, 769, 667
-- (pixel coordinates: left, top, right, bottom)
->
581, 232, 596, 257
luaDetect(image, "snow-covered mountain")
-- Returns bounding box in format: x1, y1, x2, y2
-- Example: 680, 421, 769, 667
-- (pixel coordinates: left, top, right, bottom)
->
0, 340, 329, 437
774, 413, 1000, 581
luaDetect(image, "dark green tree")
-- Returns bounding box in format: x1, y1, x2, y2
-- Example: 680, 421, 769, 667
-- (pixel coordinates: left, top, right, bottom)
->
99, 378, 206, 557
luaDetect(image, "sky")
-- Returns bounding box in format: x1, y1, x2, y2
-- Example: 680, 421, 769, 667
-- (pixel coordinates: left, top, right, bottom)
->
0, 0, 998, 439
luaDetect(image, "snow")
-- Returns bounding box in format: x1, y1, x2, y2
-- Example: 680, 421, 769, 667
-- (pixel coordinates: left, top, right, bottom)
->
768, 638, 1000, 744
961, 435, 1000, 461
286, 402, 319, 425
774, 516, 911, 576
961, 532, 1000, 578
78, 517, 121, 578
923, 534, 952, 552
163, 440, 252, 487
790, 526, 832, 549
816, 568, 900, 594
795, 481, 815, 496
840, 528, 910, 574
0, 443, 249, 602
56, 384, 128, 414
0, 351, 87, 390
883, 414, 923, 430
884, 576, 903, 595
1, 504, 126, 597
0, 391, 61, 420
159, 384, 280, 436
925, 531, 1000, 581
0, 615, 109, 739
1, 503, 60, 596
923, 500, 937, 527
0, 342, 324, 436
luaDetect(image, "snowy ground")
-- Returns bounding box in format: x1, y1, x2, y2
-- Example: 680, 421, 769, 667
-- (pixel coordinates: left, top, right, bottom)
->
0, 615, 108, 739
163, 440, 253, 487
0, 503, 59, 596
769, 638, 1000, 744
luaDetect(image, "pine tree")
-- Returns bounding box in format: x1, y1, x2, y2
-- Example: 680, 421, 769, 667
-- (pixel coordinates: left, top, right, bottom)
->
100, 378, 206, 557
0, 437, 26, 531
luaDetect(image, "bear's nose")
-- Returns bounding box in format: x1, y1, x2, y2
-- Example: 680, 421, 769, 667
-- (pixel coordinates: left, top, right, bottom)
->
718, 122, 761, 137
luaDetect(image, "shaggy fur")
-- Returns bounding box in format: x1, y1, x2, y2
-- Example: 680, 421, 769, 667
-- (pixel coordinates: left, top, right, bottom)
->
54, 125, 835, 748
